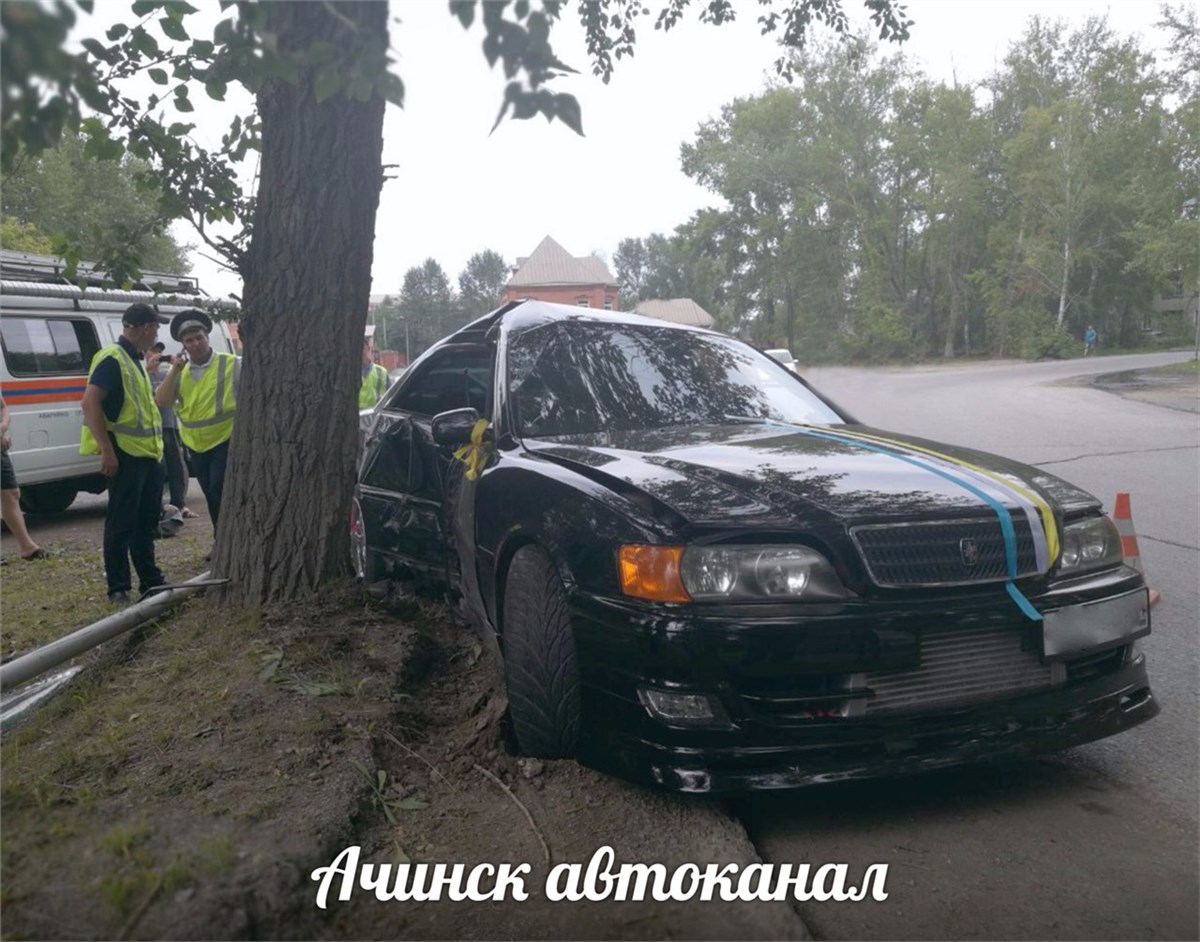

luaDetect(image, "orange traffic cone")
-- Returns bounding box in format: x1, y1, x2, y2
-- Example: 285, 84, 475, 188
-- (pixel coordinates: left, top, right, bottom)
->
1112, 492, 1161, 608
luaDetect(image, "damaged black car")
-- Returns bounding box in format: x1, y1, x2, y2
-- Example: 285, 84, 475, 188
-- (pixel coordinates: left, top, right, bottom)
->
352, 300, 1157, 793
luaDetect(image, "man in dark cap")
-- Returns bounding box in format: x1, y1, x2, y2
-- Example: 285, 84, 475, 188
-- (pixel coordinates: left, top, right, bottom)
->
80, 302, 169, 604
155, 308, 240, 530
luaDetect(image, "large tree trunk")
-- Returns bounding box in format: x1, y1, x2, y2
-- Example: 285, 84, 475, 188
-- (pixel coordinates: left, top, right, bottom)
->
214, 1, 388, 605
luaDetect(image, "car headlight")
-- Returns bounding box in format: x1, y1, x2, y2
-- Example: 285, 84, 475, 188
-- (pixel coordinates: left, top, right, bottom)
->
618, 544, 849, 602
683, 545, 849, 600
1057, 516, 1123, 575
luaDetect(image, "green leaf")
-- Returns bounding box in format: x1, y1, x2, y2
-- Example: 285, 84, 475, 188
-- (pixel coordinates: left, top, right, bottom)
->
512, 93, 538, 120
132, 27, 160, 57
450, 0, 474, 29
189, 38, 214, 58
395, 797, 429, 811
148, 67, 168, 84
350, 76, 372, 102
158, 15, 188, 41
380, 73, 404, 108
313, 65, 341, 103
131, 0, 161, 15
164, 0, 199, 18
106, 23, 129, 40
205, 79, 227, 101
77, 0, 94, 11
514, 0, 529, 18
167, 122, 194, 135
554, 93, 583, 135
173, 96, 194, 112
305, 40, 336, 65
81, 38, 109, 60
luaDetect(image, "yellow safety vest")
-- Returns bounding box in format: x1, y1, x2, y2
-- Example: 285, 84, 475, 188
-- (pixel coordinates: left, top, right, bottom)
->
80, 344, 163, 460
176, 352, 237, 453
359, 363, 389, 408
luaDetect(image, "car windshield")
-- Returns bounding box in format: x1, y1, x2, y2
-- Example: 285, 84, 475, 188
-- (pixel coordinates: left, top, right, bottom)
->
507, 322, 843, 438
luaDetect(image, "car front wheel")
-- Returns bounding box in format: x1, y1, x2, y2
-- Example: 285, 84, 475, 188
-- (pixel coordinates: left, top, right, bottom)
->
502, 545, 581, 758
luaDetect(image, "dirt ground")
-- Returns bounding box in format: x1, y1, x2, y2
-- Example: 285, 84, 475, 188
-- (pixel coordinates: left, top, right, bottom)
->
1085, 360, 1200, 414
1, 504, 806, 941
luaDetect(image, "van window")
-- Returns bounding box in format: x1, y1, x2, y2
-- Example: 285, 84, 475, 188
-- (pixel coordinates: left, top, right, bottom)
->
1, 317, 100, 376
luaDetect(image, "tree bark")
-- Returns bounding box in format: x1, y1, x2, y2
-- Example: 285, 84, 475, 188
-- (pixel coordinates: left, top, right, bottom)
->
214, 1, 388, 605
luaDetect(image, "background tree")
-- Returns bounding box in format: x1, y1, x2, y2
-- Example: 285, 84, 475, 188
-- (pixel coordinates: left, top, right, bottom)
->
0, 216, 54, 253
2, 0, 913, 605
2, 129, 190, 273
392, 257, 456, 360
457, 249, 509, 318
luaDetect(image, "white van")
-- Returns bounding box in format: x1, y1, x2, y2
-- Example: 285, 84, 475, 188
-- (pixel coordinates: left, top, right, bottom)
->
0, 251, 237, 513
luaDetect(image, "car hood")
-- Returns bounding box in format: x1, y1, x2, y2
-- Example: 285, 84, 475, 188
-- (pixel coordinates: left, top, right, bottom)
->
523, 422, 1099, 529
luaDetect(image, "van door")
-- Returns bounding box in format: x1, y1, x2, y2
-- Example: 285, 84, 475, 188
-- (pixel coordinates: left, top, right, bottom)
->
0, 313, 101, 487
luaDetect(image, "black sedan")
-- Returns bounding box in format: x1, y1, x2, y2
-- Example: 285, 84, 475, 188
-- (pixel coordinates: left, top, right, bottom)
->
352, 300, 1157, 793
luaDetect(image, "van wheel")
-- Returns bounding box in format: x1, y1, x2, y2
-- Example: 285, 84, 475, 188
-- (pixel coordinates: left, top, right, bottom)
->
19, 483, 78, 514
502, 546, 581, 758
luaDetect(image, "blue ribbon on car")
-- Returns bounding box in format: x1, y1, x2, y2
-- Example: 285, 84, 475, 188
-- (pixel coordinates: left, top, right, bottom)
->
760, 422, 1044, 622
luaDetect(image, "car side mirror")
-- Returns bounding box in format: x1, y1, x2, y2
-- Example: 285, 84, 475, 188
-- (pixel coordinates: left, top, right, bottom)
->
431, 407, 485, 448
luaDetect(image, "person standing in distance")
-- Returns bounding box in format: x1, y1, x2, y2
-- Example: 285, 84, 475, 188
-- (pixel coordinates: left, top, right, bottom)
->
80, 302, 169, 604
155, 309, 239, 530
359, 335, 389, 408
0, 394, 47, 562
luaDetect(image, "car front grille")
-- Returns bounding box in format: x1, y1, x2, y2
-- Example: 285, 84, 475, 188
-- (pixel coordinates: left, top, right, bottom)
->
851, 516, 1040, 587
739, 622, 1063, 725
862, 623, 1057, 716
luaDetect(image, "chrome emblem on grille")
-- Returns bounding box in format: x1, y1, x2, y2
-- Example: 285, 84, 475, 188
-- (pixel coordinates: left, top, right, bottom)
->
960, 538, 981, 566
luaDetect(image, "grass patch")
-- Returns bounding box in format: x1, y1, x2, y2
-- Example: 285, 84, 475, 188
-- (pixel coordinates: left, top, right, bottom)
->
1158, 357, 1200, 374
1, 527, 211, 661
0, 577, 419, 938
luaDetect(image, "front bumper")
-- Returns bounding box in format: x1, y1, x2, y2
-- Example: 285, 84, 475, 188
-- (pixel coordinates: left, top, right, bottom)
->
569, 567, 1158, 793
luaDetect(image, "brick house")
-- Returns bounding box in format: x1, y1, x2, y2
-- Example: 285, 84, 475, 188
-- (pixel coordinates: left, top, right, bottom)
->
501, 236, 619, 310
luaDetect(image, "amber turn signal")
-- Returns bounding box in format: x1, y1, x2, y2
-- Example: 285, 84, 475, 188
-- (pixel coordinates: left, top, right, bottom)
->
618, 545, 691, 603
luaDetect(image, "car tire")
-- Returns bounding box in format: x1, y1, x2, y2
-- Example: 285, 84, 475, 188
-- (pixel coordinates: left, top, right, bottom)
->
502, 545, 581, 759
19, 482, 78, 514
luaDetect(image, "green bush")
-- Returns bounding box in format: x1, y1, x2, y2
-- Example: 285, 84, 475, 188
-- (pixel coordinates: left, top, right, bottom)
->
1018, 310, 1077, 359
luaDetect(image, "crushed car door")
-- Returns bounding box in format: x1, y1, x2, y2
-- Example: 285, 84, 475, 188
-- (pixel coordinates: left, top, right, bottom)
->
357, 412, 441, 575
385, 344, 494, 585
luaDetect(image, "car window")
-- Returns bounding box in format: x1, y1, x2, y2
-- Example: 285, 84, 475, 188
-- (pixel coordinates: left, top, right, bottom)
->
1, 316, 99, 376
361, 420, 424, 493
507, 323, 842, 437
390, 346, 492, 418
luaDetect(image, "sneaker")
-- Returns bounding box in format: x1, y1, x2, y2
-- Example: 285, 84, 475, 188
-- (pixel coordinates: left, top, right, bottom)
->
108, 591, 131, 605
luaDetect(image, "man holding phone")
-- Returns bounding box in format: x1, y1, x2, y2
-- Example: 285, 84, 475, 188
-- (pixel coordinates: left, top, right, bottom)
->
155, 309, 240, 530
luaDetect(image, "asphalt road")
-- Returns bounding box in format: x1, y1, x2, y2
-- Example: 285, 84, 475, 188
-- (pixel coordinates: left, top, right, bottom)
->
738, 351, 1199, 941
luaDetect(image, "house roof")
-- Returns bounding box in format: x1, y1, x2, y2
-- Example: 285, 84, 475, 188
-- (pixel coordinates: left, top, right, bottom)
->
633, 298, 716, 328
506, 235, 618, 288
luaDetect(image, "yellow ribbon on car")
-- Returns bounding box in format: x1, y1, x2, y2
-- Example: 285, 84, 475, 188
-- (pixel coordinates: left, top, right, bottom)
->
453, 419, 492, 481
832, 427, 1060, 566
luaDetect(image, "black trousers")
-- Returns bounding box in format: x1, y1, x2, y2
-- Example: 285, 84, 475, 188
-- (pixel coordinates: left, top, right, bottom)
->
191, 439, 229, 530
161, 426, 189, 509
104, 442, 166, 596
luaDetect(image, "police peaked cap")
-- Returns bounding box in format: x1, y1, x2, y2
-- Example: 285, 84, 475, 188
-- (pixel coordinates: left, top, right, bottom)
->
170, 309, 213, 341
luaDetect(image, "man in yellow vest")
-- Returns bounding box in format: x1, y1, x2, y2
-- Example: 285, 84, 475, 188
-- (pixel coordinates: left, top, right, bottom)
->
80, 302, 169, 604
359, 335, 389, 408
155, 309, 239, 530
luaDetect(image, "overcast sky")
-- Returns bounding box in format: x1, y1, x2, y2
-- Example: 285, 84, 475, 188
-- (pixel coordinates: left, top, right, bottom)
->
109, 0, 1170, 301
